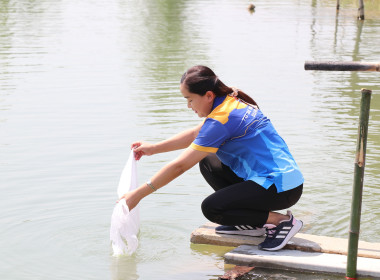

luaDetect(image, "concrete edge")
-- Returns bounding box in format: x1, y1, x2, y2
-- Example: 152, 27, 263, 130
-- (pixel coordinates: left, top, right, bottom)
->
190, 223, 380, 259
224, 245, 380, 278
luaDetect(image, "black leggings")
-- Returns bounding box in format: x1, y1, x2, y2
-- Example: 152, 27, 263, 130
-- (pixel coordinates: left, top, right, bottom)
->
200, 154, 303, 227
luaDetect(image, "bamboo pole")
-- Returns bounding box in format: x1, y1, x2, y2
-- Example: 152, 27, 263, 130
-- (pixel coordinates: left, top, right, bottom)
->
358, 0, 365, 20
304, 61, 380, 72
346, 89, 372, 279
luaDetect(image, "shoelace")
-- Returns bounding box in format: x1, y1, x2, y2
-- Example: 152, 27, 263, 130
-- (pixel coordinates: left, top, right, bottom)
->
266, 228, 277, 239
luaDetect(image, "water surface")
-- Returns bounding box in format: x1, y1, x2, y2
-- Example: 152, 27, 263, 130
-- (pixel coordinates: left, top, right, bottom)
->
1, 0, 379, 279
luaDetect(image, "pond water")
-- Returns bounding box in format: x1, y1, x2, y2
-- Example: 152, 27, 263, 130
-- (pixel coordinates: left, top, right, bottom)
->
0, 0, 379, 279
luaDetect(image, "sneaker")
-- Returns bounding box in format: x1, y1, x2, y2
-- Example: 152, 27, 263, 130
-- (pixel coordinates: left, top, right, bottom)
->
215, 224, 266, 237
258, 210, 303, 251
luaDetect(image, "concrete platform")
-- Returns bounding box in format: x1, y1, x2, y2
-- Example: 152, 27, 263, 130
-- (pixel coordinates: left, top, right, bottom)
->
225, 245, 380, 278
191, 223, 380, 278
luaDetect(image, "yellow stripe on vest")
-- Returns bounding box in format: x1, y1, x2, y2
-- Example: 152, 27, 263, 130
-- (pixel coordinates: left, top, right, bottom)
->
207, 96, 247, 124
190, 143, 218, 153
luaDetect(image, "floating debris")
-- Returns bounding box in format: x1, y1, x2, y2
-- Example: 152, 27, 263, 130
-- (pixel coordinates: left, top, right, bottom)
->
219, 265, 254, 280
248, 3, 255, 13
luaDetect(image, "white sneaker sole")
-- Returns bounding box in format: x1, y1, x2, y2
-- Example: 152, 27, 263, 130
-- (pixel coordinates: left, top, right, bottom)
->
261, 219, 303, 251
216, 229, 266, 237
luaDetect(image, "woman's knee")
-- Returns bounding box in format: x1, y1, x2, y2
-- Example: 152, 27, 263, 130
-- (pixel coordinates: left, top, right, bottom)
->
199, 157, 209, 177
201, 195, 221, 223
286, 184, 303, 207
199, 155, 227, 191
201, 196, 213, 219
199, 154, 218, 177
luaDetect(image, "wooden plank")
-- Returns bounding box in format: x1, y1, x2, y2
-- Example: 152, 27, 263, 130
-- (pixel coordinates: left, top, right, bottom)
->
304, 61, 380, 71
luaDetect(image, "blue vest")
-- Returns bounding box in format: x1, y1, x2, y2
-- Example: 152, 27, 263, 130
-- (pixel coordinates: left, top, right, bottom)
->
190, 95, 304, 192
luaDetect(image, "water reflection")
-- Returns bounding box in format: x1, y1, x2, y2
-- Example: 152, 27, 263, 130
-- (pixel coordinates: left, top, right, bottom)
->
307, 0, 380, 239
110, 256, 138, 280
114, 0, 211, 145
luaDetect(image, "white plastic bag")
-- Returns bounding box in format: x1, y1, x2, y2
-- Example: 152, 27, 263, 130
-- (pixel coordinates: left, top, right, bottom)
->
110, 150, 140, 256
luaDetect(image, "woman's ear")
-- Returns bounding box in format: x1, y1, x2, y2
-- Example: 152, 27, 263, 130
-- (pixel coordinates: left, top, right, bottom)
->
205, 91, 215, 102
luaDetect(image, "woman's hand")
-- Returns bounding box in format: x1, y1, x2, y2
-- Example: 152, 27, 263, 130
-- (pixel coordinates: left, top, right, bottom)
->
131, 142, 156, 160
117, 190, 140, 211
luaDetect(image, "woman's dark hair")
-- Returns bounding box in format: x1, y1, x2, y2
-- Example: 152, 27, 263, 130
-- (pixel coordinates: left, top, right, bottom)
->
180, 65, 258, 107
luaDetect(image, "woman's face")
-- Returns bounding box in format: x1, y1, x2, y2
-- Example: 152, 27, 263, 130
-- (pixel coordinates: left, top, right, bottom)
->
180, 83, 215, 118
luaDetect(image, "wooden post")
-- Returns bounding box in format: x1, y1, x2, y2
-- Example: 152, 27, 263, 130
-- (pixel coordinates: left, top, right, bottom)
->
304, 61, 380, 72
346, 89, 372, 279
358, 0, 365, 20
337, 0, 340, 10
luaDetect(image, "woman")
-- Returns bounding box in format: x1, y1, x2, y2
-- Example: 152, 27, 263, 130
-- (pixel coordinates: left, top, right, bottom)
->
120, 65, 304, 251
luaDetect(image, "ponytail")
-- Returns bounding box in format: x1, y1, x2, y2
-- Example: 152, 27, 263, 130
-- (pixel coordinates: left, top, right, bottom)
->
181, 65, 259, 108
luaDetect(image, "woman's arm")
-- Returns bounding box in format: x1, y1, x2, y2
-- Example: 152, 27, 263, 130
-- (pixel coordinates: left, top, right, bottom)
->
133, 122, 203, 160
119, 147, 209, 210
